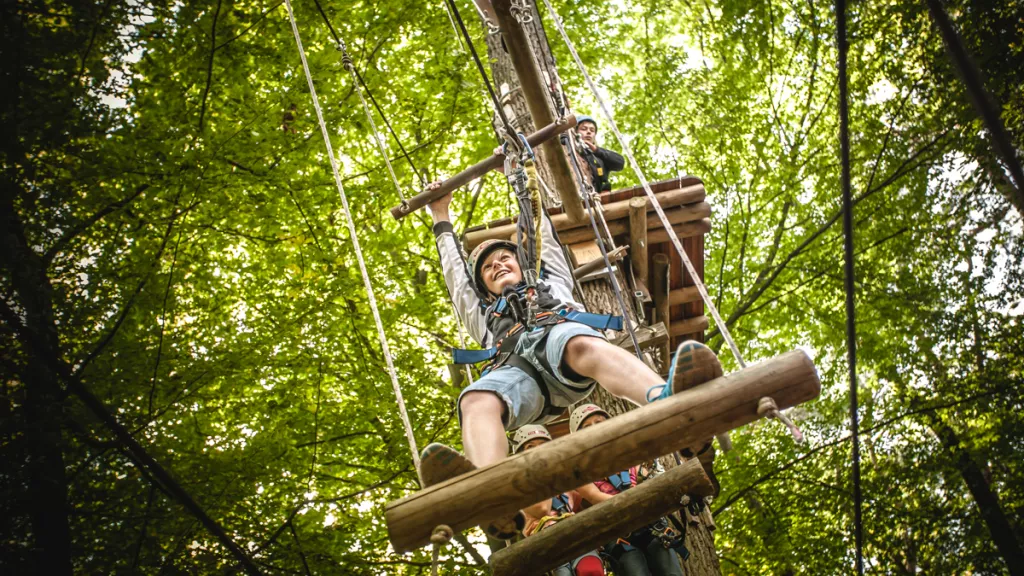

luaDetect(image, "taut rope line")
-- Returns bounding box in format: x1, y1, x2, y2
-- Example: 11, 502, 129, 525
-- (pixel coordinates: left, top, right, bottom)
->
283, 0, 423, 480
539, 0, 747, 369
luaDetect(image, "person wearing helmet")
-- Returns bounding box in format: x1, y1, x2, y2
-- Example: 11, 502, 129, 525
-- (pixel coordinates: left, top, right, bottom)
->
569, 405, 688, 576
575, 115, 625, 192
512, 425, 606, 576
425, 156, 722, 513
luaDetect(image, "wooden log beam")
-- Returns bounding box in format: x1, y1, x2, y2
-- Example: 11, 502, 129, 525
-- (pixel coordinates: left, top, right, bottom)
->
629, 197, 648, 286
669, 315, 710, 338
670, 286, 701, 306
389, 118, 576, 220
463, 184, 706, 250
611, 321, 668, 351
489, 459, 712, 576
572, 246, 628, 279
558, 216, 710, 246
491, 0, 584, 222
384, 350, 821, 552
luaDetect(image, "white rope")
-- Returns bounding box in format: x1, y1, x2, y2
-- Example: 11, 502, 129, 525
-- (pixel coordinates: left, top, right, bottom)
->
538, 0, 747, 369
283, 0, 423, 480
339, 44, 407, 203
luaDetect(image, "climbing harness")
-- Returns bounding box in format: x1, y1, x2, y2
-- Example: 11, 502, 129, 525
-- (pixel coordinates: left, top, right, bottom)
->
526, 494, 575, 537
283, 0, 422, 481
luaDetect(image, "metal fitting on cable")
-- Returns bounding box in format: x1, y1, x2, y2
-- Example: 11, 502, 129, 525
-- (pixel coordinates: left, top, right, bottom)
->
757, 397, 805, 443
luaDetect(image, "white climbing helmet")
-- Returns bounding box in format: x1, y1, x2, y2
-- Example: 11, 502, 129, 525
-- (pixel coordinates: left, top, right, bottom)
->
569, 404, 611, 434
511, 424, 552, 453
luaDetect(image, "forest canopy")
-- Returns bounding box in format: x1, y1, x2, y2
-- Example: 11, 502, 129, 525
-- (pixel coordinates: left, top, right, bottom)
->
1, 0, 1022, 573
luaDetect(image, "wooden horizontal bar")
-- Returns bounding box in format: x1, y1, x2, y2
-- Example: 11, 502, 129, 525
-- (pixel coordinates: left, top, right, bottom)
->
559, 214, 711, 246
463, 178, 705, 233
489, 459, 711, 576
611, 321, 668, 351
669, 286, 701, 307
646, 219, 711, 246
669, 315, 709, 337
464, 185, 707, 251
384, 350, 820, 552
572, 245, 628, 279
390, 117, 577, 220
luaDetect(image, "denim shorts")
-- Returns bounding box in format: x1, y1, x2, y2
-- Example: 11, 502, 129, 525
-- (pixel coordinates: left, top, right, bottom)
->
457, 321, 606, 430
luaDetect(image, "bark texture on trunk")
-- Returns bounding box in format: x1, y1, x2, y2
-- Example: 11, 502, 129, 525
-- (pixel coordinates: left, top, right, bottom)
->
927, 412, 1024, 575
0, 192, 74, 575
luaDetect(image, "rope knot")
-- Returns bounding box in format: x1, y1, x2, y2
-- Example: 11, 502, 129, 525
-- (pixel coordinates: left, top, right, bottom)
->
430, 524, 454, 546
758, 396, 805, 443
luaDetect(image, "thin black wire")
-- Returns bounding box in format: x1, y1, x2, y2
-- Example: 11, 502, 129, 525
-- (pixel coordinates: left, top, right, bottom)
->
836, 0, 864, 573
309, 0, 425, 184
923, 0, 1024, 196
442, 0, 520, 143
563, 133, 644, 359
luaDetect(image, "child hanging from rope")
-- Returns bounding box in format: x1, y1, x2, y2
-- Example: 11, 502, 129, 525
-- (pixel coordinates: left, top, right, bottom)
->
569, 404, 689, 576
512, 425, 606, 576
424, 148, 722, 537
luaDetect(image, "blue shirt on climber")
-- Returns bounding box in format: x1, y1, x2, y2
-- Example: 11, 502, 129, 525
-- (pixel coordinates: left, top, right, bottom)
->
576, 115, 625, 192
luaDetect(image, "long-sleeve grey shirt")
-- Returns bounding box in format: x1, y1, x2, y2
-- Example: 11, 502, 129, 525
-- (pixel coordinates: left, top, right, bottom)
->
433, 212, 583, 348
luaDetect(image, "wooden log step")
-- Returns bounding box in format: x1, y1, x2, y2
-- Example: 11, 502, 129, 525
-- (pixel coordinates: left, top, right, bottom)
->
611, 321, 668, 351
489, 459, 712, 576
463, 186, 707, 250
669, 315, 710, 337
645, 218, 711, 246
670, 286, 701, 306
559, 216, 710, 246
384, 350, 820, 552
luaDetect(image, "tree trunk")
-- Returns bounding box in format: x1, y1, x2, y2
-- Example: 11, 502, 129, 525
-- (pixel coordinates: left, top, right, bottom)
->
0, 191, 74, 575
478, 4, 722, 573
483, 0, 570, 209
926, 412, 1024, 575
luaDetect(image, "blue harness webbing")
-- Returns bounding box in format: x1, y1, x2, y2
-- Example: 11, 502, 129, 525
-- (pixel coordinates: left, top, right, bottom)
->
450, 308, 623, 365
607, 470, 632, 492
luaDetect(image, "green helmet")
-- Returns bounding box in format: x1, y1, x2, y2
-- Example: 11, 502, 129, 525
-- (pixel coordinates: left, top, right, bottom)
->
468, 238, 518, 295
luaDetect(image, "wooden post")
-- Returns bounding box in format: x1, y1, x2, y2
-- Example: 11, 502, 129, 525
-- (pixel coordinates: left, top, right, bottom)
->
488, 459, 712, 576
384, 350, 820, 552
628, 196, 648, 287
389, 118, 576, 219
651, 254, 671, 364
490, 0, 585, 222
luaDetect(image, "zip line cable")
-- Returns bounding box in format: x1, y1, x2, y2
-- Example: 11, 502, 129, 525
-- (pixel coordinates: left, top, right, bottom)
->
442, 0, 521, 148
538, 0, 747, 370
836, 0, 864, 571
339, 43, 407, 203
283, 0, 423, 482
309, 0, 425, 186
